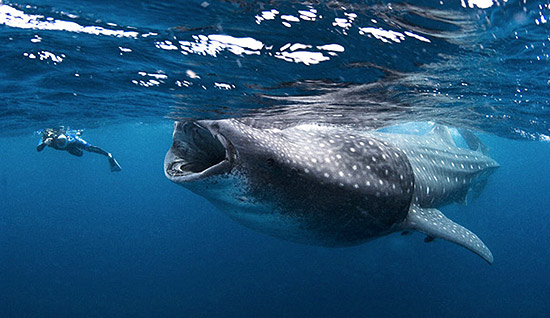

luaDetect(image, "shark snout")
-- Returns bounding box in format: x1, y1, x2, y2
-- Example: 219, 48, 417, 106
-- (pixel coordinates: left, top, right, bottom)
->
164, 120, 233, 182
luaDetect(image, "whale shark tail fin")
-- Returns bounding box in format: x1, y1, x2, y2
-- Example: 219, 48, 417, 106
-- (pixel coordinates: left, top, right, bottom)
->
455, 187, 470, 205
471, 179, 488, 201
401, 205, 494, 264
458, 129, 489, 155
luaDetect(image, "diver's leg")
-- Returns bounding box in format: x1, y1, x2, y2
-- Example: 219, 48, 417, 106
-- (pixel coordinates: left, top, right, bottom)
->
79, 141, 121, 172
84, 145, 122, 172
67, 147, 84, 157
86, 145, 110, 156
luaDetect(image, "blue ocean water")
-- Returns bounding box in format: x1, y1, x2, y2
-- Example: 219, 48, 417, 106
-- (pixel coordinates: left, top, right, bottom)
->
1, 0, 550, 317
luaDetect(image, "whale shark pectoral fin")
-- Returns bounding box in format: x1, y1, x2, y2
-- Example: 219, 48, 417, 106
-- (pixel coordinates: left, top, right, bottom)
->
402, 205, 494, 264
429, 124, 455, 146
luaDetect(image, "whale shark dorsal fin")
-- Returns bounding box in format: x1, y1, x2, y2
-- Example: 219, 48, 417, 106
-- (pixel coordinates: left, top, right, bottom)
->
402, 205, 494, 264
429, 124, 455, 146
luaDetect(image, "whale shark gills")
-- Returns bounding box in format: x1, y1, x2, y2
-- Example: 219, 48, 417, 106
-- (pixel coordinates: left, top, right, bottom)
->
377, 123, 496, 264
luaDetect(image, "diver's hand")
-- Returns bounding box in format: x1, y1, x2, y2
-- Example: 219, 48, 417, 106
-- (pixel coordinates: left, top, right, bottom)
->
37, 137, 53, 152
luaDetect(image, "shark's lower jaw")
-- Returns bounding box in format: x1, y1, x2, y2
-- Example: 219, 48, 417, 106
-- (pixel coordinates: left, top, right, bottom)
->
164, 121, 233, 182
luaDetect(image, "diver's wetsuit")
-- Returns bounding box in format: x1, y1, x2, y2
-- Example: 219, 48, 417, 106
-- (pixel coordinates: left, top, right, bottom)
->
37, 129, 122, 172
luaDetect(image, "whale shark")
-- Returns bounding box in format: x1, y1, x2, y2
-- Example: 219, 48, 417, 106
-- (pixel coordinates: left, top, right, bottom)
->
164, 119, 499, 264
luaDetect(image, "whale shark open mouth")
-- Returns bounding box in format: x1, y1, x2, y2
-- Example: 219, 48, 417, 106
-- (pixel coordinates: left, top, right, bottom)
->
165, 121, 233, 181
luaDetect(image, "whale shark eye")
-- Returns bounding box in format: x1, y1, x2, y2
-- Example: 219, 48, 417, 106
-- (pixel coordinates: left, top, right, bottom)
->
266, 158, 275, 167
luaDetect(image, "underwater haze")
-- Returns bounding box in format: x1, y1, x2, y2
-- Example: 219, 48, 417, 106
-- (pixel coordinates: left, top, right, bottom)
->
1, 0, 550, 317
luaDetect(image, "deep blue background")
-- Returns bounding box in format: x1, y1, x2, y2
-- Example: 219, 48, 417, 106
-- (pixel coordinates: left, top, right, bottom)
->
2, 0, 550, 316
1, 123, 549, 317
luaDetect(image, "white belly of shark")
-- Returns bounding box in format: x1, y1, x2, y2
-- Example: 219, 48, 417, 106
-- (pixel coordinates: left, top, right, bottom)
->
164, 119, 498, 264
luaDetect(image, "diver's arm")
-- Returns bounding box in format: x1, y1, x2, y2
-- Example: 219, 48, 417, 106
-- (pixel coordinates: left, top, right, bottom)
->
37, 138, 53, 152
37, 141, 46, 152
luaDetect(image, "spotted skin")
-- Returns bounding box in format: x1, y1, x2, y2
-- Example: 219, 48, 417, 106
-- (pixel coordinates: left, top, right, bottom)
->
404, 206, 494, 263
181, 119, 415, 246
165, 119, 498, 263
373, 126, 499, 208
373, 125, 497, 263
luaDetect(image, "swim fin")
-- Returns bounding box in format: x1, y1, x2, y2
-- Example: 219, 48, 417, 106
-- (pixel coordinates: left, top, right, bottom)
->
108, 154, 122, 172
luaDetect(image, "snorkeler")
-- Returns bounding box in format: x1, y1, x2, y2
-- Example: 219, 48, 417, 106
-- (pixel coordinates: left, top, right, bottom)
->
37, 127, 122, 172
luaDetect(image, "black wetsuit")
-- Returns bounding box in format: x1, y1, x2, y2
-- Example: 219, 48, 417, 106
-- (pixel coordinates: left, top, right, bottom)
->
37, 131, 122, 172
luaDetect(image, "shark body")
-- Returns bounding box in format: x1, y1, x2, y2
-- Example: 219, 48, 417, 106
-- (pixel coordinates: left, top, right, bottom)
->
164, 119, 498, 263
